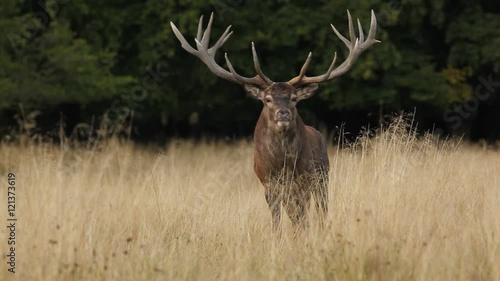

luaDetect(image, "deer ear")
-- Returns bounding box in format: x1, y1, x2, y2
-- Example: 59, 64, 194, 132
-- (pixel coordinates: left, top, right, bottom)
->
296, 83, 319, 100
244, 84, 263, 100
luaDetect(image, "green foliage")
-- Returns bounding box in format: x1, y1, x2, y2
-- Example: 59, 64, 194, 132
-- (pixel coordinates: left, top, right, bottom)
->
0, 0, 498, 137
0, 0, 134, 111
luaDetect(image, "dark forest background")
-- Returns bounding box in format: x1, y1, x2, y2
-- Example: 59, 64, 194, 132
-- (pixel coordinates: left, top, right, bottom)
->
1, 0, 500, 143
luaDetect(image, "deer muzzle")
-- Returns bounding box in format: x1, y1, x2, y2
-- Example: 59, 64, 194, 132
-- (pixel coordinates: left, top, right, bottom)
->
275, 109, 292, 127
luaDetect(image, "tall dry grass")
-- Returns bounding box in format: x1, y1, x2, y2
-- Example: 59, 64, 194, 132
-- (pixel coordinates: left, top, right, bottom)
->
1, 121, 499, 281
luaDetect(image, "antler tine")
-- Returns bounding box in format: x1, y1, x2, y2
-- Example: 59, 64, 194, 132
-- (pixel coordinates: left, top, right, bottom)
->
224, 53, 258, 84
171, 14, 273, 87
289, 10, 380, 85
289, 52, 312, 85
210, 25, 232, 53
252, 42, 273, 84
328, 38, 360, 76
357, 18, 365, 43
170, 21, 198, 55
196, 15, 204, 42
347, 10, 356, 44
361, 10, 381, 48
321, 52, 337, 82
330, 24, 350, 49
200, 12, 214, 48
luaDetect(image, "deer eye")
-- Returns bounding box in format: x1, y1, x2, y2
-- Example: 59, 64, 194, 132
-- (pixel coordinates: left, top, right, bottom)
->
265, 97, 272, 103
291, 96, 298, 102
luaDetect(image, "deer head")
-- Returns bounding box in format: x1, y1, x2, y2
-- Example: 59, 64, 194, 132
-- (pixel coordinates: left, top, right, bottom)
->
170, 11, 380, 132
243, 82, 319, 132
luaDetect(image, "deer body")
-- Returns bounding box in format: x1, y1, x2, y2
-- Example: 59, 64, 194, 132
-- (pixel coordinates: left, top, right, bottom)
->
171, 10, 379, 234
251, 82, 329, 232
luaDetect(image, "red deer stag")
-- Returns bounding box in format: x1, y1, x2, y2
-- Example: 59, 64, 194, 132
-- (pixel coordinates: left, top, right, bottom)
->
170, 11, 379, 234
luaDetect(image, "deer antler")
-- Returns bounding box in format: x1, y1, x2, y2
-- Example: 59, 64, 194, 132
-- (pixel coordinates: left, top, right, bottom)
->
289, 10, 380, 86
170, 13, 273, 87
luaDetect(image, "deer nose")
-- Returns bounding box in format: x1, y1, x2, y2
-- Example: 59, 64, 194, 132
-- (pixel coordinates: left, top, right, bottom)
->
275, 109, 291, 121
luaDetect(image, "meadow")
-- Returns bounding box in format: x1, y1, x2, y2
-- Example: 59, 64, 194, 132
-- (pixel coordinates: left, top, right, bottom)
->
0, 121, 499, 281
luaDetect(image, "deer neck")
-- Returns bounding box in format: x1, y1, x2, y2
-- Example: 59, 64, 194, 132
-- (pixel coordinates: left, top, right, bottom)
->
254, 111, 305, 160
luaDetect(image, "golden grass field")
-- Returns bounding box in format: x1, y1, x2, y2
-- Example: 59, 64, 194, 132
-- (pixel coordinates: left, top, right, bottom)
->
1, 122, 499, 281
